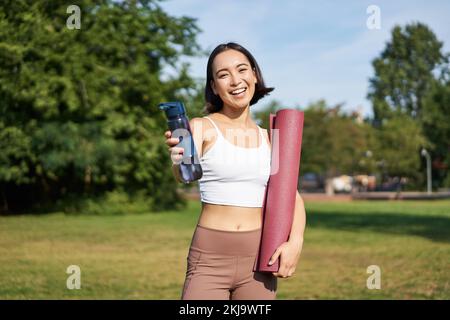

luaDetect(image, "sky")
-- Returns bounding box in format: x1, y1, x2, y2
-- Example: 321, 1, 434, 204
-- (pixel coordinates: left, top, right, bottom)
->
159, 0, 450, 118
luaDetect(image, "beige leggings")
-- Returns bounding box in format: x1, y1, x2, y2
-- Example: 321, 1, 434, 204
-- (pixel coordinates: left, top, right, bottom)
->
181, 224, 277, 300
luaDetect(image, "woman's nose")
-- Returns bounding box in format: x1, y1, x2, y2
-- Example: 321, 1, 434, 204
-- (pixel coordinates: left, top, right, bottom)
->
230, 72, 241, 86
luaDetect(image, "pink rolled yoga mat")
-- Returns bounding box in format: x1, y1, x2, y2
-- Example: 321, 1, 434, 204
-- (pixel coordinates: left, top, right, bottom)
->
254, 109, 304, 273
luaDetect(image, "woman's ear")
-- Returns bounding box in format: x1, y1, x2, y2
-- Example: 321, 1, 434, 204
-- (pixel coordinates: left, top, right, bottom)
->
210, 80, 217, 95
252, 68, 257, 84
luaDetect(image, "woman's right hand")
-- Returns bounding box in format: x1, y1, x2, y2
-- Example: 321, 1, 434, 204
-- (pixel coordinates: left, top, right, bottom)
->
164, 130, 184, 165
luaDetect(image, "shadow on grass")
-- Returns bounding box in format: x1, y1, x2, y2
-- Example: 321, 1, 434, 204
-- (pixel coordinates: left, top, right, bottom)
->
307, 211, 450, 243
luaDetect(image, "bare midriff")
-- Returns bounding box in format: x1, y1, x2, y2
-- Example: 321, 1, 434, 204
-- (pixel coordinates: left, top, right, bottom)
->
198, 202, 262, 231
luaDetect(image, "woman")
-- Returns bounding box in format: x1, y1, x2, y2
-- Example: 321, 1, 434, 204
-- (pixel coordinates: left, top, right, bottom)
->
164, 42, 306, 300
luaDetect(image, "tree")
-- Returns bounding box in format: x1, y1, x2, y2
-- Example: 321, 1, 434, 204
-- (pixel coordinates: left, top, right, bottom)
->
421, 80, 450, 188
368, 22, 450, 189
255, 99, 373, 180
372, 115, 429, 186
300, 100, 371, 178
368, 22, 448, 121
0, 0, 202, 212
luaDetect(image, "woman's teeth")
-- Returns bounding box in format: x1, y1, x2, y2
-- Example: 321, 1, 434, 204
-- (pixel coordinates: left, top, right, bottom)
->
231, 88, 246, 95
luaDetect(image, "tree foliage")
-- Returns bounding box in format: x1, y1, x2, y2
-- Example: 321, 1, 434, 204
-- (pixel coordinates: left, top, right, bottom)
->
0, 0, 202, 212
254, 100, 373, 178
254, 98, 430, 189
368, 22, 448, 120
368, 22, 450, 189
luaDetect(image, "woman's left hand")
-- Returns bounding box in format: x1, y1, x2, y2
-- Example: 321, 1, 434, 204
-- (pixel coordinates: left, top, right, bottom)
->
269, 240, 303, 278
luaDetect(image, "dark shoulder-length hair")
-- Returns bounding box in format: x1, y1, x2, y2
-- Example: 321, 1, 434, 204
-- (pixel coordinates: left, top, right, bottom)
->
204, 42, 274, 114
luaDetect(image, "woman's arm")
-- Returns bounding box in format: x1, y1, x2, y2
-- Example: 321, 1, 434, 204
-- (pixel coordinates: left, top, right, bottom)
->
288, 191, 306, 247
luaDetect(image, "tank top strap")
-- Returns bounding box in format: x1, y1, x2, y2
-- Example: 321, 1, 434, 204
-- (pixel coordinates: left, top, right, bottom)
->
257, 125, 263, 139
257, 125, 268, 148
203, 116, 222, 137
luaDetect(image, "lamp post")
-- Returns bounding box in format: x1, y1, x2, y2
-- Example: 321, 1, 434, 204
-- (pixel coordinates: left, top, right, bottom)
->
421, 148, 432, 195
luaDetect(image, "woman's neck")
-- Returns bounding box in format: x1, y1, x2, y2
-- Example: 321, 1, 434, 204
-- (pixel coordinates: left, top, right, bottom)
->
216, 105, 254, 128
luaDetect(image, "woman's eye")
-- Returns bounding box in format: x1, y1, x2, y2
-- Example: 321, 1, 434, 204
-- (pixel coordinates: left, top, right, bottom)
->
239, 68, 247, 73
218, 74, 228, 79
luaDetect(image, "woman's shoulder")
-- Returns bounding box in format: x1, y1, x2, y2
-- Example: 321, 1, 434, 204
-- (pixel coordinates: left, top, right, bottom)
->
190, 116, 214, 127
190, 117, 217, 141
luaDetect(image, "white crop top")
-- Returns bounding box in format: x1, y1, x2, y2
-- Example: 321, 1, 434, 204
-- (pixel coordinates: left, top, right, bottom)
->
198, 116, 271, 207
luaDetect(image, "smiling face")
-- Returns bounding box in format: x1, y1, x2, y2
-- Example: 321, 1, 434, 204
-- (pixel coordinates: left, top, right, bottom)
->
210, 49, 257, 111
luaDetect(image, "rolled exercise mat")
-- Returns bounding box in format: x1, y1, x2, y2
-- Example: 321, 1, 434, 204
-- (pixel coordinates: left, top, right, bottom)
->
253, 109, 304, 273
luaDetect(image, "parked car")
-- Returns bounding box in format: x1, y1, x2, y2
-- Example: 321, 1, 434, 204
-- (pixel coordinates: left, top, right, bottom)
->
299, 173, 324, 192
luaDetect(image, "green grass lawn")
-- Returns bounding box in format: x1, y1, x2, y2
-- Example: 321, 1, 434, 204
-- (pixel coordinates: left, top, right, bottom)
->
0, 199, 449, 299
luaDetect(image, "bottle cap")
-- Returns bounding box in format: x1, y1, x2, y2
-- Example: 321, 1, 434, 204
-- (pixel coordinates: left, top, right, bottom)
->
158, 101, 186, 118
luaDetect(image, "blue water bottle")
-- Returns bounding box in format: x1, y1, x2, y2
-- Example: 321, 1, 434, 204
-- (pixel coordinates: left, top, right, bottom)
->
159, 101, 203, 184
